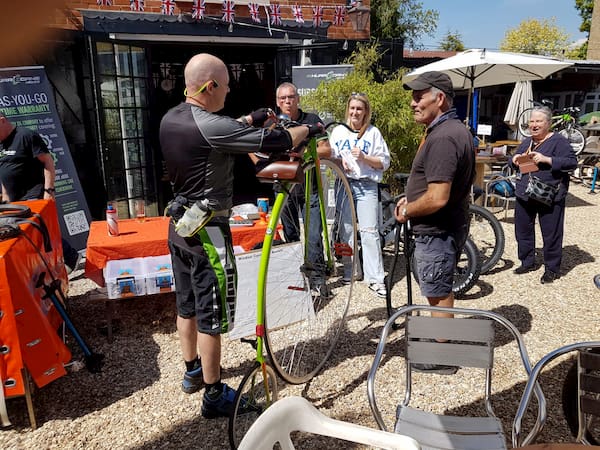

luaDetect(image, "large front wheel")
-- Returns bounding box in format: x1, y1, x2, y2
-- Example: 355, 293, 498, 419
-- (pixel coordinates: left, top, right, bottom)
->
264, 159, 358, 384
228, 361, 279, 449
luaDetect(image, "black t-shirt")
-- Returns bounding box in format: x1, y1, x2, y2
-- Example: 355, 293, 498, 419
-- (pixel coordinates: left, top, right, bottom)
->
405, 113, 475, 235
159, 102, 292, 212
0, 127, 49, 201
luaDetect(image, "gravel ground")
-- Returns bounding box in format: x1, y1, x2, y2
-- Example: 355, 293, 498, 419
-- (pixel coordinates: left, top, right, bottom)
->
1, 182, 599, 449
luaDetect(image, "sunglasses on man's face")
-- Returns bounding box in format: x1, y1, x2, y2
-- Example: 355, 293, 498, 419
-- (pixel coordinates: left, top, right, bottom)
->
184, 79, 220, 98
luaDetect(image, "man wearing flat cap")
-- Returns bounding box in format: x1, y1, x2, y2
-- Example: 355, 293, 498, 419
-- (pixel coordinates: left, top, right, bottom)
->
395, 71, 475, 374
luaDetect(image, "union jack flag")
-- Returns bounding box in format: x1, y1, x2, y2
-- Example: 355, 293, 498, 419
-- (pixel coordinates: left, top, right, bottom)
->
192, 0, 206, 19
333, 5, 345, 26
248, 3, 261, 23
292, 5, 304, 24
222, 0, 235, 23
130, 0, 144, 11
161, 0, 175, 15
312, 5, 323, 28
97, 0, 112, 5
269, 4, 282, 26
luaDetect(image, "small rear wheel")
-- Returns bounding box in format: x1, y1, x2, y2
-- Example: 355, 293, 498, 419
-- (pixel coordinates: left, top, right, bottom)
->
228, 361, 279, 449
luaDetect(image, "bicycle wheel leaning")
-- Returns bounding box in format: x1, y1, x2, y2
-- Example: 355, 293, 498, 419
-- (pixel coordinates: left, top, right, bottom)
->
517, 107, 534, 137
228, 361, 279, 449
558, 126, 585, 155
468, 204, 505, 274
264, 159, 358, 384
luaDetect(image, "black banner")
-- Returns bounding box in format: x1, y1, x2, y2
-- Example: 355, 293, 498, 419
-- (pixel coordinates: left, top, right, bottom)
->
0, 66, 91, 251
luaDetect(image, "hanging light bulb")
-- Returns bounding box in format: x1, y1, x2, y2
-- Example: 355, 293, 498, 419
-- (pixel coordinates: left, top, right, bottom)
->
342, 40, 348, 50
228, 23, 234, 33
284, 32, 289, 43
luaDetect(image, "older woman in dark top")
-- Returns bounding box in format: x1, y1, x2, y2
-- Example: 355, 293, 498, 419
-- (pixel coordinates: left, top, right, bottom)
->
509, 106, 577, 284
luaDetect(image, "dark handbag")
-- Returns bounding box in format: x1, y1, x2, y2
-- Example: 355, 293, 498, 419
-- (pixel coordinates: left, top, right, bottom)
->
525, 175, 559, 206
255, 160, 303, 183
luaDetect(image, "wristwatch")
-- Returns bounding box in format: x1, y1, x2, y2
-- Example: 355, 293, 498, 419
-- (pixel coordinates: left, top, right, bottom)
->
44, 188, 55, 194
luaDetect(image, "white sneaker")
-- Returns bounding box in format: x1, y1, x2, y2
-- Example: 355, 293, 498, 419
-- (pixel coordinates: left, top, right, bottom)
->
368, 282, 387, 298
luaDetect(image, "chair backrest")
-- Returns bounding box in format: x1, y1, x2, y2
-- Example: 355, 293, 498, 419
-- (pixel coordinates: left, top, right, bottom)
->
237, 396, 421, 450
368, 305, 545, 436
512, 341, 600, 447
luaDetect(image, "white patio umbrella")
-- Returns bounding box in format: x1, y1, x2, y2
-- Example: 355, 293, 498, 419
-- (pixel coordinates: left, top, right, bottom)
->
503, 80, 533, 134
403, 49, 573, 124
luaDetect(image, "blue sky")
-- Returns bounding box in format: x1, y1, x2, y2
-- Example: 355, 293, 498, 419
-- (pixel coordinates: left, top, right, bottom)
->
419, 0, 587, 50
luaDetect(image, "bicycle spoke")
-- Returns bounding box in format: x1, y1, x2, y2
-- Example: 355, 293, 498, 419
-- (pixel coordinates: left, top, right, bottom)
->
264, 160, 357, 384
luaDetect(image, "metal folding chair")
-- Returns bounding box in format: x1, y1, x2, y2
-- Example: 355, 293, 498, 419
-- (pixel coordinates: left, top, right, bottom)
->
368, 305, 546, 450
513, 342, 600, 447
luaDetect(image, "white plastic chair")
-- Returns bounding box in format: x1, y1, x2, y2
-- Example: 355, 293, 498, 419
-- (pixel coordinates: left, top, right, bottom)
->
368, 305, 546, 450
237, 396, 421, 450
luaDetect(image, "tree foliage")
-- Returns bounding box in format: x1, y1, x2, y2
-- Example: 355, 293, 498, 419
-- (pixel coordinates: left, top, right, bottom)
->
500, 18, 570, 57
301, 43, 424, 188
575, 0, 594, 33
370, 0, 438, 48
440, 30, 465, 52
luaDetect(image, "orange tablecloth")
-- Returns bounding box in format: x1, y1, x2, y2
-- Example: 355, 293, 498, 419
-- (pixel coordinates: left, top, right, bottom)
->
0, 200, 71, 397
85, 217, 274, 286
85, 217, 170, 286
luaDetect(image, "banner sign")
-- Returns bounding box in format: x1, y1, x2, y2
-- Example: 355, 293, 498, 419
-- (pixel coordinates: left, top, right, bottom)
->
292, 64, 353, 97
292, 64, 353, 123
0, 66, 91, 251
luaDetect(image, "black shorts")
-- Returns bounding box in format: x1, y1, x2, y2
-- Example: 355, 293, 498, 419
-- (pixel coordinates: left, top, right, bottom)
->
168, 223, 237, 334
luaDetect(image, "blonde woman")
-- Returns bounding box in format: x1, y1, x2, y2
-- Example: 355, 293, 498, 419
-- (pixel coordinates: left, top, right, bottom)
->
329, 93, 390, 297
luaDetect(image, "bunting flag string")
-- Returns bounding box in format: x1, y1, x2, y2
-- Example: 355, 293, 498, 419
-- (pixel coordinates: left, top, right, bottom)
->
110, 1, 360, 28
129, 0, 144, 12
269, 4, 282, 26
333, 5, 345, 26
161, 0, 175, 15
222, 0, 235, 23
248, 2, 261, 23
292, 5, 304, 24
192, 0, 206, 19
312, 5, 323, 28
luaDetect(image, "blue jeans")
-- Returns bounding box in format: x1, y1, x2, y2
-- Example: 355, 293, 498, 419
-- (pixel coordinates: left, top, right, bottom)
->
340, 179, 385, 284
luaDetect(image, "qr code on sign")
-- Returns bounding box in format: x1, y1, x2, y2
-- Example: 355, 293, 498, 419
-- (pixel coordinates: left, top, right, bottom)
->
64, 210, 90, 236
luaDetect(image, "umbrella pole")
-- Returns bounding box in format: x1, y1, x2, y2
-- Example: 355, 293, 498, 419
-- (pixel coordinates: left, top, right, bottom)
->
466, 86, 473, 129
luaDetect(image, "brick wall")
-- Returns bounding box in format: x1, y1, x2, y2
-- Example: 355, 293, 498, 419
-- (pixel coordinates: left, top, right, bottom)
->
53, 0, 370, 40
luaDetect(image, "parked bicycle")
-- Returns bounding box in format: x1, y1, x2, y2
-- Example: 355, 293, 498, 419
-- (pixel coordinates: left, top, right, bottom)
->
380, 174, 503, 275
518, 99, 585, 154
378, 174, 482, 302
228, 119, 359, 449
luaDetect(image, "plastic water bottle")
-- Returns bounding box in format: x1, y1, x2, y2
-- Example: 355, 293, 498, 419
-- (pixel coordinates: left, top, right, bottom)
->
107, 204, 119, 236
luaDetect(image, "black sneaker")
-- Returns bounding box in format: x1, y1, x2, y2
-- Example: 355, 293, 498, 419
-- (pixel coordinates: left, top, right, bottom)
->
201, 383, 260, 419
513, 264, 535, 275
411, 363, 459, 375
181, 366, 203, 394
540, 270, 560, 284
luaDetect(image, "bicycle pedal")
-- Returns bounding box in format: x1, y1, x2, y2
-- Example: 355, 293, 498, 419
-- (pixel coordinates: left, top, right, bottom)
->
334, 242, 353, 257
